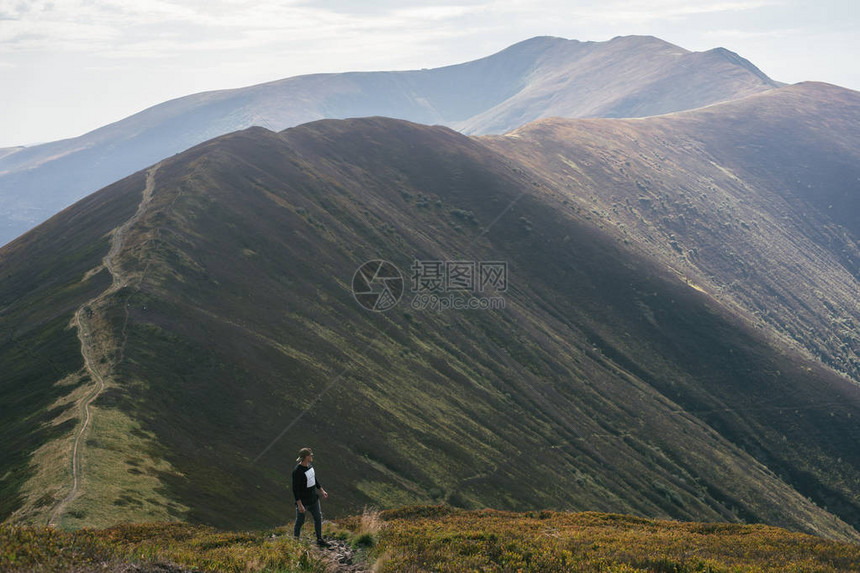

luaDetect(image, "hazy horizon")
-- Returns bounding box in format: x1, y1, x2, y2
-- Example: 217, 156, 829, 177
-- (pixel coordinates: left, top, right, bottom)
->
1, 0, 857, 148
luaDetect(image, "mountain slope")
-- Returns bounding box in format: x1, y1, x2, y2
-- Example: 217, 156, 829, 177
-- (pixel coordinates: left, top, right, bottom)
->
457, 36, 780, 133
484, 81, 860, 382
0, 35, 781, 247
2, 98, 860, 541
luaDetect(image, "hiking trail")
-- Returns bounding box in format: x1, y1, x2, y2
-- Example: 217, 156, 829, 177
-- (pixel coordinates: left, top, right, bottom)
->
317, 538, 370, 572
48, 165, 160, 526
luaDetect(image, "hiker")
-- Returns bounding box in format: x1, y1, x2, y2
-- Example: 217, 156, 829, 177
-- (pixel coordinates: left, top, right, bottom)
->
292, 447, 329, 546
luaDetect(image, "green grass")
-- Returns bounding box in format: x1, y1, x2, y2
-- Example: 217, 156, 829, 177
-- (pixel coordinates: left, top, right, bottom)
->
58, 406, 190, 529
0, 171, 143, 523
8, 506, 858, 572
0, 521, 329, 572
354, 506, 860, 572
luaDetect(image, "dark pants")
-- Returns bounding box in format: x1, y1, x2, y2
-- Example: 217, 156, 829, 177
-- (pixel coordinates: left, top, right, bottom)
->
294, 499, 322, 540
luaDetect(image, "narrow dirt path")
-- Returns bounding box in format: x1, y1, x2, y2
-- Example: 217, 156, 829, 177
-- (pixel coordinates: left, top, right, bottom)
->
318, 539, 371, 572
48, 165, 160, 526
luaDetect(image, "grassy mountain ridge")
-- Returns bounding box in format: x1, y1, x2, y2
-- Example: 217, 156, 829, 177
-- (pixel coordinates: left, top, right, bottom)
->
0, 171, 149, 521
485, 81, 860, 380
1, 92, 859, 542
0, 35, 781, 246
481, 82, 860, 533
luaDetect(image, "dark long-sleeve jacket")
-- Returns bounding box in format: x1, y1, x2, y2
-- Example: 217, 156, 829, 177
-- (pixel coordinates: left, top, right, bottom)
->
292, 463, 322, 505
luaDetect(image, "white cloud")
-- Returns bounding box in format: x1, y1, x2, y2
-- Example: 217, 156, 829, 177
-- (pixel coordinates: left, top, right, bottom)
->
0, 0, 469, 57
0, 19, 119, 50
487, 0, 781, 25
389, 4, 489, 20
701, 27, 801, 39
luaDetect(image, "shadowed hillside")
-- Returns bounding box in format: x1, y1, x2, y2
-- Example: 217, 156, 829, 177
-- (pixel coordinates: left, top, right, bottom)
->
0, 35, 780, 246
485, 81, 860, 386
1, 89, 859, 542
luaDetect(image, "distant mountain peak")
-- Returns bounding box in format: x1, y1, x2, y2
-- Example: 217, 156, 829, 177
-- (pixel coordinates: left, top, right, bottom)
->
702, 46, 776, 84
0, 34, 783, 246
608, 34, 687, 49
508, 35, 573, 47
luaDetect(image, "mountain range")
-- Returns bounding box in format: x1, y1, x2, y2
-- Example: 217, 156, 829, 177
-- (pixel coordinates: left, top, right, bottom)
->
0, 35, 781, 247
1, 72, 858, 546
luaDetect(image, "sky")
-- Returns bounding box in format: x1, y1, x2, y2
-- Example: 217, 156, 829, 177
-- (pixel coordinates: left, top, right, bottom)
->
0, 0, 857, 147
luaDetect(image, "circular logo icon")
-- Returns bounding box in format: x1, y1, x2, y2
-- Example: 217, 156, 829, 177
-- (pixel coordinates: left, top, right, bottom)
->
352, 260, 404, 312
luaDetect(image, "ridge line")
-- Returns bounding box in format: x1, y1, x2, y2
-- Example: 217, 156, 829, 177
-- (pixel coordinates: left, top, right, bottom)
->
48, 164, 160, 527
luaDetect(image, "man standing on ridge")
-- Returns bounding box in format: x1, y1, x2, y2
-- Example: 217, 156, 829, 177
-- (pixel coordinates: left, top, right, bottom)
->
292, 447, 329, 547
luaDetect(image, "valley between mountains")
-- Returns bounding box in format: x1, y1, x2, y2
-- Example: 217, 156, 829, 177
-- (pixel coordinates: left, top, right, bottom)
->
0, 80, 858, 546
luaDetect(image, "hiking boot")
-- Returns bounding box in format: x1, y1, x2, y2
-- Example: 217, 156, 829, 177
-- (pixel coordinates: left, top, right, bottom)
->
316, 538, 330, 548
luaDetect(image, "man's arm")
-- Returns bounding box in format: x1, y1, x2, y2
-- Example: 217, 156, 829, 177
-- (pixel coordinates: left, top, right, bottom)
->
314, 470, 327, 498
292, 468, 307, 512
292, 468, 302, 502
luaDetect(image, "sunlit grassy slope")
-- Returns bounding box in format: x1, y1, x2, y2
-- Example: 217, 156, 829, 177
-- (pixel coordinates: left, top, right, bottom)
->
359, 506, 860, 572
3, 506, 860, 572
0, 521, 329, 572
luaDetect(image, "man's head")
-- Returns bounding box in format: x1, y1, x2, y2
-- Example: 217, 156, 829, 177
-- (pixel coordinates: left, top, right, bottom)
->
296, 447, 314, 463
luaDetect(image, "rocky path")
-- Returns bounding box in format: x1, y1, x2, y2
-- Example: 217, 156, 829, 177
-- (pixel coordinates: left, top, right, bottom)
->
316, 538, 371, 573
